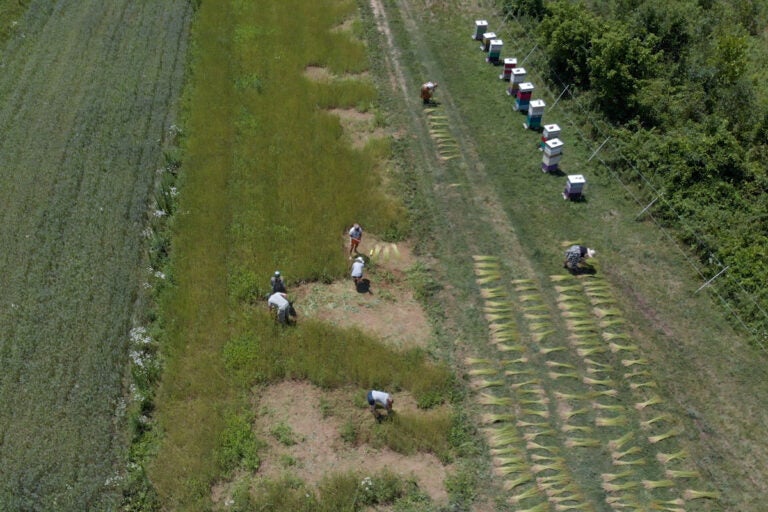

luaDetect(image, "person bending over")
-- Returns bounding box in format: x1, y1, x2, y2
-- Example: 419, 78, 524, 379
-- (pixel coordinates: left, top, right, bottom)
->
367, 389, 393, 422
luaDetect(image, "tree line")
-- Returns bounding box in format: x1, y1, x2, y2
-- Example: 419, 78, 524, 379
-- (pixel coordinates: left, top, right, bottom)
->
503, 0, 768, 341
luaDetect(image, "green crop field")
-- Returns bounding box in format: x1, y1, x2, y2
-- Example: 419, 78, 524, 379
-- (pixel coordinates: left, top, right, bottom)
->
0, 1, 191, 509
4, 0, 768, 510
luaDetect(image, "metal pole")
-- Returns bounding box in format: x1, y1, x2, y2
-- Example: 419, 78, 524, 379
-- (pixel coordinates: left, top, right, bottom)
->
495, 13, 514, 34
587, 137, 611, 162
695, 266, 730, 294
635, 196, 659, 220
520, 43, 538, 65
550, 85, 570, 110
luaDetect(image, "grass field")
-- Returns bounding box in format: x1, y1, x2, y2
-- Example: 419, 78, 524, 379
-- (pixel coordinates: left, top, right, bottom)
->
0, 1, 191, 509
4, 0, 768, 510
370, 0, 768, 509
0, 0, 30, 48
148, 1, 451, 510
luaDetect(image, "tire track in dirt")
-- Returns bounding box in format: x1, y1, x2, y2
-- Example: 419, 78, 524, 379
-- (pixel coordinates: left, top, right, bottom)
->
370, 0, 536, 277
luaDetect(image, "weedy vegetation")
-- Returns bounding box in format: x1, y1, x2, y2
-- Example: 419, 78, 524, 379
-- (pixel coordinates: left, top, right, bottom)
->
146, 0, 459, 510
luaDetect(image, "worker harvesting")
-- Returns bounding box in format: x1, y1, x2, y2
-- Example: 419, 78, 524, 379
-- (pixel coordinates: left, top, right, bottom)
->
270, 270, 287, 294
348, 223, 363, 256
420, 81, 438, 105
351, 256, 365, 287
268, 291, 297, 325
367, 389, 394, 422
563, 245, 596, 271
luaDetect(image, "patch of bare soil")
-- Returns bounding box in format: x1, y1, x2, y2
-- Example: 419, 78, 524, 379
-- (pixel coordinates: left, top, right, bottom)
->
304, 65, 334, 82
329, 107, 387, 149
212, 238, 441, 507
331, 17, 356, 33
303, 65, 371, 83
293, 236, 431, 350
259, 382, 448, 501
302, 66, 386, 149
212, 381, 449, 507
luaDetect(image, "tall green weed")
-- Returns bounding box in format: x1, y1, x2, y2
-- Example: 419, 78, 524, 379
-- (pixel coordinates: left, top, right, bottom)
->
224, 316, 454, 405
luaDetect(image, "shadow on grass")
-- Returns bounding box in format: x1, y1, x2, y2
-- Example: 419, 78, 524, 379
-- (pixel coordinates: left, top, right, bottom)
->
566, 264, 597, 276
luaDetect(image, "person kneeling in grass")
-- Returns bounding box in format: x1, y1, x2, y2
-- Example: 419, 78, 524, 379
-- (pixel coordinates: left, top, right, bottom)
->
367, 389, 393, 422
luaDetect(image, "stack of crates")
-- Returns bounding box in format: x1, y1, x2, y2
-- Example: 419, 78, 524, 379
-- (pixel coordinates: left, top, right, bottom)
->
539, 124, 561, 150
487, 39, 503, 64
473, 20, 488, 41
481, 32, 496, 52
499, 57, 517, 80
525, 99, 546, 129
506, 67, 527, 96
514, 82, 534, 111
563, 174, 586, 200
542, 138, 563, 172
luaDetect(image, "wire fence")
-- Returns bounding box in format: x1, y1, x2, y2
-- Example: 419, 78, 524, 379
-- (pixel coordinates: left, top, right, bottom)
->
478, 0, 768, 353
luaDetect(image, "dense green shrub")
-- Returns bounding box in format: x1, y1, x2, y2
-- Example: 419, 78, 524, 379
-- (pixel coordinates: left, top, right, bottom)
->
531, 0, 768, 337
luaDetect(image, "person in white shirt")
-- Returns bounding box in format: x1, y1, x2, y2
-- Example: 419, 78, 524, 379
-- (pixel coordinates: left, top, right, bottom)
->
563, 245, 595, 271
348, 223, 363, 255
268, 291, 296, 325
420, 81, 438, 104
367, 389, 393, 421
351, 256, 365, 286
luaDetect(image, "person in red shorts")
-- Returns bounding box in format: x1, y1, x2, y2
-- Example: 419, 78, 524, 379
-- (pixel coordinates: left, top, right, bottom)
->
348, 223, 363, 255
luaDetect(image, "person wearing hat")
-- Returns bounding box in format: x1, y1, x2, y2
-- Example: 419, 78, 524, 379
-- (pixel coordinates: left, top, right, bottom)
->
563, 245, 596, 270
348, 223, 363, 255
420, 81, 438, 104
351, 256, 365, 286
367, 389, 393, 422
270, 271, 287, 294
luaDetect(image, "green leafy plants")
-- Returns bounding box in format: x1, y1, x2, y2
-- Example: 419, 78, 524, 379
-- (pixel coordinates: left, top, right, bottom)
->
218, 412, 263, 473
271, 422, 301, 446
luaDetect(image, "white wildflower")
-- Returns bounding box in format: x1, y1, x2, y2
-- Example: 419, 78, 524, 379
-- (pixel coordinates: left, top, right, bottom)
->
129, 350, 145, 367
129, 327, 151, 344
105, 473, 123, 486
152, 209, 167, 218
360, 476, 374, 491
